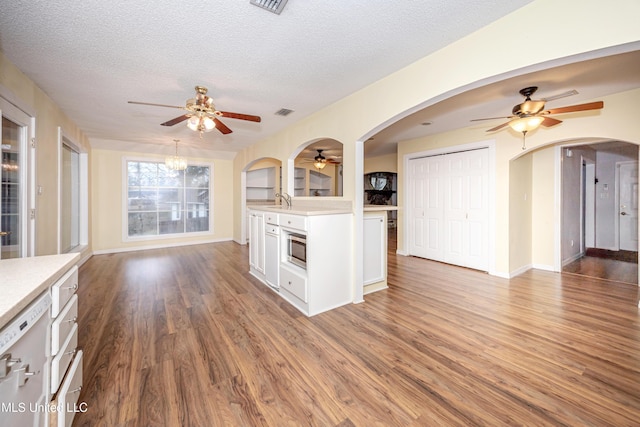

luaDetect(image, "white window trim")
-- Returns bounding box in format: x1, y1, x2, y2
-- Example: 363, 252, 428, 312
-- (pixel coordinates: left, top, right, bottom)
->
122, 156, 214, 242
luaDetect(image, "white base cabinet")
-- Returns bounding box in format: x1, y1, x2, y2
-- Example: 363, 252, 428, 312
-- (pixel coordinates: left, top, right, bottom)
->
249, 208, 353, 316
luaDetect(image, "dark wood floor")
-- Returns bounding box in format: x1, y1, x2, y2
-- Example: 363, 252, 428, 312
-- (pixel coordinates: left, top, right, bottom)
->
563, 253, 638, 284
73, 237, 640, 426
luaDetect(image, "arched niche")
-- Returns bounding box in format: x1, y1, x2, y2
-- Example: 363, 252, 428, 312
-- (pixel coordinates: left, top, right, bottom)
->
290, 138, 343, 197
240, 157, 282, 244
245, 157, 282, 204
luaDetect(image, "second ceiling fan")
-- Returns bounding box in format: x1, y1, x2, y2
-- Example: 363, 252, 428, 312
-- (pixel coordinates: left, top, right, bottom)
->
472, 86, 604, 134
128, 85, 261, 137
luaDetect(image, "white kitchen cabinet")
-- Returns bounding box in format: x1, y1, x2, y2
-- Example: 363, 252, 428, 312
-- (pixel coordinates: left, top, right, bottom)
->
364, 212, 386, 286
248, 208, 353, 316
264, 223, 279, 288
279, 211, 352, 316
248, 210, 265, 275
49, 261, 82, 427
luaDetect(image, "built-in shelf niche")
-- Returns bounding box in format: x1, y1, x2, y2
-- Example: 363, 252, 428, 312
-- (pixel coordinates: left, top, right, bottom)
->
246, 166, 277, 203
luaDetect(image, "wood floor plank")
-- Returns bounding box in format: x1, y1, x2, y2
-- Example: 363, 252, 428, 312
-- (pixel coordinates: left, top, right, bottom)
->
73, 241, 640, 426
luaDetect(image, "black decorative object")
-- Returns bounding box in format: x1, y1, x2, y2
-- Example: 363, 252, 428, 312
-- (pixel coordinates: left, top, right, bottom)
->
364, 172, 396, 205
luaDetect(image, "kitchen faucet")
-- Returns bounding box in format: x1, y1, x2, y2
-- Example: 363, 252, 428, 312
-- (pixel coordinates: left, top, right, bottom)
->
275, 192, 291, 208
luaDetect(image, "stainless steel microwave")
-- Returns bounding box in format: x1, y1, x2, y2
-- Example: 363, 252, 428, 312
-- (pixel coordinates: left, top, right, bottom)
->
287, 232, 307, 269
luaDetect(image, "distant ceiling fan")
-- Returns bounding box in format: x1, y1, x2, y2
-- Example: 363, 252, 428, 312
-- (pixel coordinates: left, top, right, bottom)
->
471, 86, 604, 149
300, 149, 342, 170
128, 85, 261, 137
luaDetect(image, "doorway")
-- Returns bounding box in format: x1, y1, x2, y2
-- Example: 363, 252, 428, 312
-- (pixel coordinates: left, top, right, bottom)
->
0, 96, 34, 259
562, 142, 638, 284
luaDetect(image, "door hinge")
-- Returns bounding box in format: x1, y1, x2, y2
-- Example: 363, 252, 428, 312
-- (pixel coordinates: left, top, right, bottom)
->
30, 209, 36, 220
30, 138, 36, 149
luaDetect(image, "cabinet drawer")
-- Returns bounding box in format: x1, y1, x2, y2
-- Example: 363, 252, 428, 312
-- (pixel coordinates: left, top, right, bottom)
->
52, 350, 83, 427
51, 294, 78, 356
51, 323, 78, 394
265, 224, 279, 235
280, 266, 307, 303
280, 214, 307, 231
264, 212, 279, 225
51, 266, 78, 317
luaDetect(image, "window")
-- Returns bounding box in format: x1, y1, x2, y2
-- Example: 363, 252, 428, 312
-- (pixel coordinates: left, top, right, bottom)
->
126, 160, 211, 238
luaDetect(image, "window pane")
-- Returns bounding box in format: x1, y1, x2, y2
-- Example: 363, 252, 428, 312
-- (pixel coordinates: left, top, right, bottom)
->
185, 188, 208, 205
186, 166, 209, 188
159, 211, 184, 234
128, 212, 158, 236
128, 189, 157, 211
186, 210, 209, 232
126, 160, 211, 238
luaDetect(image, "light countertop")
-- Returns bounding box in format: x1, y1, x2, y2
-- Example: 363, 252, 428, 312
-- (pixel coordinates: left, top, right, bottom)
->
364, 205, 398, 211
249, 205, 352, 216
0, 253, 80, 329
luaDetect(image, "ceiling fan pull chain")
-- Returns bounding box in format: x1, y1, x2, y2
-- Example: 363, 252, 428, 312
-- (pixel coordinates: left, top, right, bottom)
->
521, 131, 527, 150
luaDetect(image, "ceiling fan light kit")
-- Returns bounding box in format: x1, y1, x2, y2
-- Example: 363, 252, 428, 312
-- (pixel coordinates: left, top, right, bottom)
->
187, 115, 216, 134
508, 116, 544, 133
471, 86, 604, 150
128, 85, 261, 138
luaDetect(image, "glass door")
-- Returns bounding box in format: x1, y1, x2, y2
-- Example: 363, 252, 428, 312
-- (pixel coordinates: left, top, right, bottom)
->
0, 99, 32, 259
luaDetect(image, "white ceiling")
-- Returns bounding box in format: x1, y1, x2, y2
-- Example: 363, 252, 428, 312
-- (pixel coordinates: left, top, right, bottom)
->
1, 1, 639, 161
0, 0, 533, 157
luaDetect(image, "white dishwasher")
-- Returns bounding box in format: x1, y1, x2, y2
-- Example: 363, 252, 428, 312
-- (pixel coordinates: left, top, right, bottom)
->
0, 291, 51, 427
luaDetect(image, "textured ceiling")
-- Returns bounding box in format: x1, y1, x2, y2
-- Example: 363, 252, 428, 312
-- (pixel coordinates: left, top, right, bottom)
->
0, 0, 533, 157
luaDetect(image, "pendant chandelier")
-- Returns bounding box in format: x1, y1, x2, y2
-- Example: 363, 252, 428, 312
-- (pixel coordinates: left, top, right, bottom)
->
165, 139, 187, 171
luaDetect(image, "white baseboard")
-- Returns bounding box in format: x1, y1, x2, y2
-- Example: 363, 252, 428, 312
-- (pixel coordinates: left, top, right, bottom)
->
92, 238, 233, 255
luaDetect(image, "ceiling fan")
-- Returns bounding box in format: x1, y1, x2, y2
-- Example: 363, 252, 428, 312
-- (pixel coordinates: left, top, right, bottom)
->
300, 149, 342, 170
128, 85, 261, 137
471, 86, 604, 137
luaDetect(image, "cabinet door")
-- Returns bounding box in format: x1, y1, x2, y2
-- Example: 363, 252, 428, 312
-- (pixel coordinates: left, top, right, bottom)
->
249, 213, 265, 273
364, 215, 386, 284
264, 232, 279, 287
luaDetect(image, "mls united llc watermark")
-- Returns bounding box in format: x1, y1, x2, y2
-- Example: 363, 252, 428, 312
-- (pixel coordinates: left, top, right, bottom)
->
1, 401, 88, 413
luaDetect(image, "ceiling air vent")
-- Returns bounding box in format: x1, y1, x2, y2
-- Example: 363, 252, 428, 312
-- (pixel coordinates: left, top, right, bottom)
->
275, 108, 294, 116
250, 0, 289, 15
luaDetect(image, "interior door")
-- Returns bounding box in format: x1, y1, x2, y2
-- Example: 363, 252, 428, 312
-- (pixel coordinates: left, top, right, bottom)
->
0, 98, 34, 259
618, 161, 638, 251
408, 148, 489, 271
1, 116, 23, 258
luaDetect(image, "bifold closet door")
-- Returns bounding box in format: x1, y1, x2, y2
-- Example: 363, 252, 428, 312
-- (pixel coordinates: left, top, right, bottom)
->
408, 149, 489, 271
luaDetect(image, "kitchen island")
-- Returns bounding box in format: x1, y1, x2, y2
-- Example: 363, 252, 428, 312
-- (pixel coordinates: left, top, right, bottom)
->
248, 202, 353, 316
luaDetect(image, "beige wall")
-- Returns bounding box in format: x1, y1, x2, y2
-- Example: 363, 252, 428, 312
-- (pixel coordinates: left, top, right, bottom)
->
364, 153, 397, 174
0, 51, 92, 259
91, 149, 234, 253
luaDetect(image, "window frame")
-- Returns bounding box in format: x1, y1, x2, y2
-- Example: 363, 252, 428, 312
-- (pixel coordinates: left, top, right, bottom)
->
122, 157, 213, 242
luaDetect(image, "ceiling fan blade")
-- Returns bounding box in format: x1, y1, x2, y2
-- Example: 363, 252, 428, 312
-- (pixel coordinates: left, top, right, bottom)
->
213, 118, 233, 134
218, 111, 262, 122
540, 89, 578, 102
161, 114, 190, 127
486, 122, 510, 132
471, 116, 513, 122
128, 101, 185, 109
541, 116, 562, 127
544, 101, 604, 115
